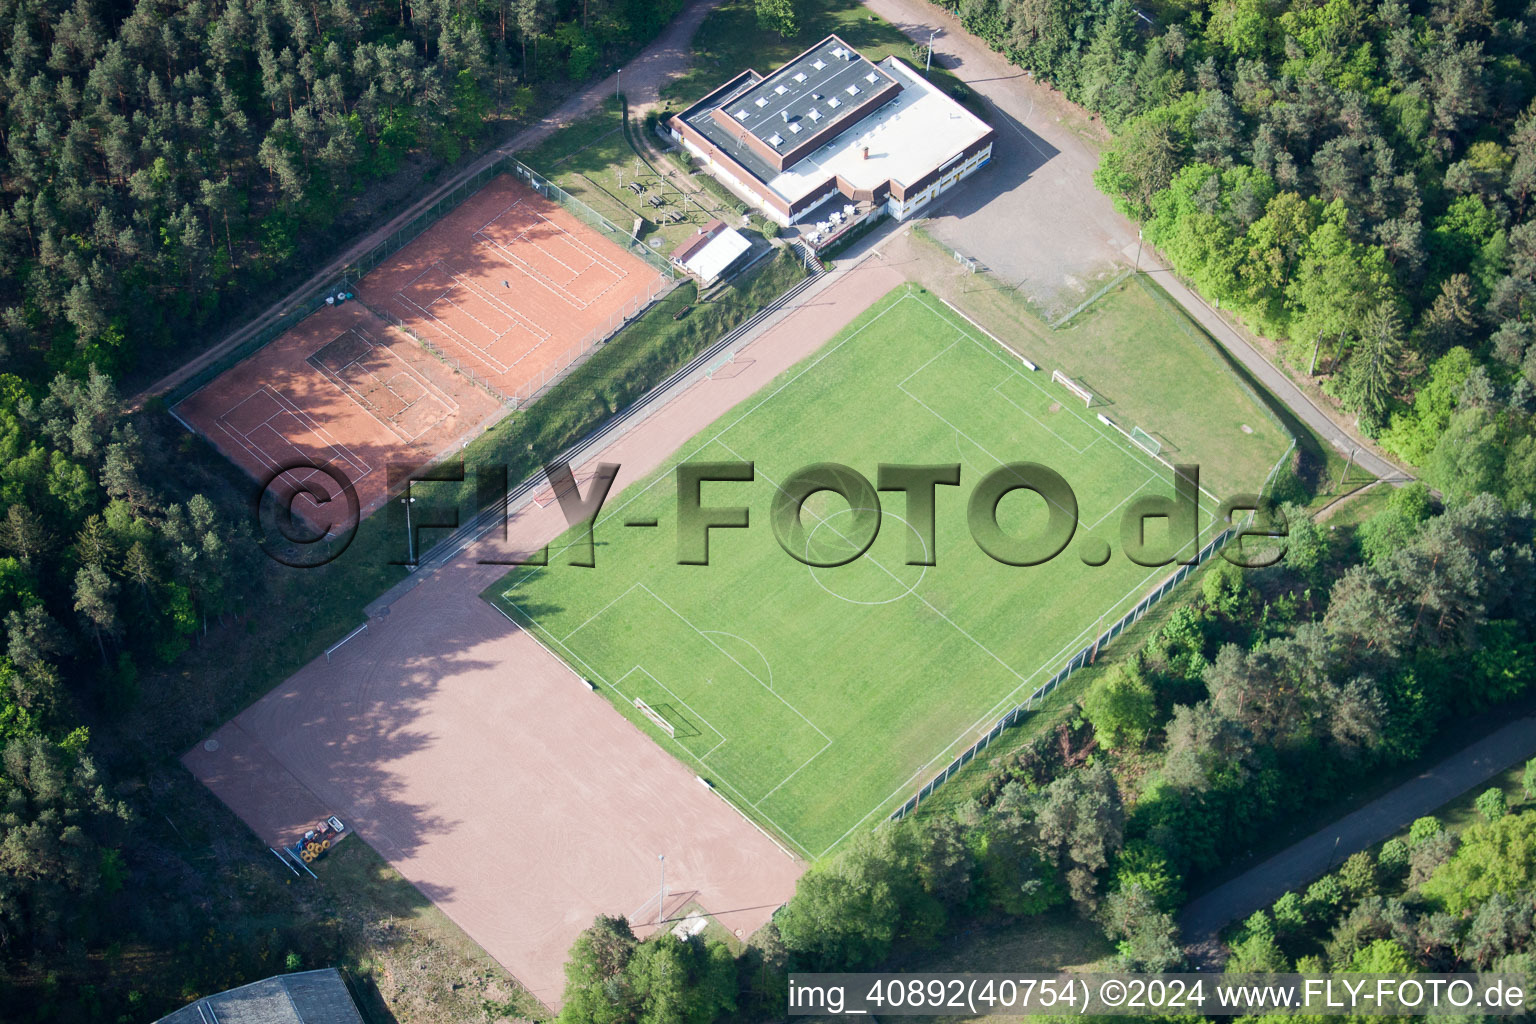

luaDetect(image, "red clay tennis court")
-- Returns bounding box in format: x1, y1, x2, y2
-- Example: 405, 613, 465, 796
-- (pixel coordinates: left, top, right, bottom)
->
175, 173, 669, 515
175, 302, 502, 516
355, 174, 670, 405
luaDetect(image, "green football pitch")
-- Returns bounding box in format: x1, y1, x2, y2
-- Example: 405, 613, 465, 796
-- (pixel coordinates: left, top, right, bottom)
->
486, 287, 1234, 858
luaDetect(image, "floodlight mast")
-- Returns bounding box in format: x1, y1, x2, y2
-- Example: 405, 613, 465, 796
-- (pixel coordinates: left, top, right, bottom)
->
401, 494, 417, 563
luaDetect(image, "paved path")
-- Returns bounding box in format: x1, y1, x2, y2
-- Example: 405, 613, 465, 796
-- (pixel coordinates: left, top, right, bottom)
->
862, 0, 1412, 485
128, 0, 724, 410
1180, 717, 1536, 955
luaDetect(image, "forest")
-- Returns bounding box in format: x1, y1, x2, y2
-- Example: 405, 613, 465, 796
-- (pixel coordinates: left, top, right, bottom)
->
1041, 0, 1536, 504
0, 0, 687, 1018
547, 0, 1536, 1019
5, 0, 1536, 1020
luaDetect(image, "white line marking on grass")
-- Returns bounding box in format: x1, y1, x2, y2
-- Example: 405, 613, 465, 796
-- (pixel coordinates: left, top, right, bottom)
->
560, 582, 643, 643
537, 297, 921, 554
633, 584, 834, 818
638, 583, 831, 744
894, 335, 964, 391
1082, 466, 1161, 533
616, 664, 730, 759
715, 438, 1029, 689
894, 384, 1081, 523
498, 293, 1235, 858
491, 598, 814, 858
910, 292, 1225, 508
755, 741, 833, 805
989, 378, 1099, 456
700, 630, 775, 691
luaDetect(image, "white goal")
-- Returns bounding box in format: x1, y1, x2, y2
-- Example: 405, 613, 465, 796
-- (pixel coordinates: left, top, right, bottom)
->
1130, 426, 1163, 456
1051, 370, 1094, 407
634, 697, 675, 738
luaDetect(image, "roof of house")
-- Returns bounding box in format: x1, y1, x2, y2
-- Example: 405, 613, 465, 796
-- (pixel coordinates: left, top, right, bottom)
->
681, 78, 780, 183
676, 47, 992, 210
155, 969, 365, 1024
680, 226, 753, 283
671, 218, 728, 263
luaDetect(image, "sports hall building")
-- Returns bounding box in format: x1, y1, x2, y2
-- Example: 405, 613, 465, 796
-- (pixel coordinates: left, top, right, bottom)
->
668, 35, 995, 229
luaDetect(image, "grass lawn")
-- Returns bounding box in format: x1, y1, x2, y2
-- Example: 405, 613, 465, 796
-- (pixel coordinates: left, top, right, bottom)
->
1423, 762, 1535, 837
882, 909, 1114, 1024
908, 227, 1295, 503
518, 98, 738, 252
485, 286, 1237, 859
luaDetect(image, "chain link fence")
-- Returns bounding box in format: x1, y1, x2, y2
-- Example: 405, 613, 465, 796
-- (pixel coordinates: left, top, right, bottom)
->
169, 155, 676, 410
889, 437, 1299, 823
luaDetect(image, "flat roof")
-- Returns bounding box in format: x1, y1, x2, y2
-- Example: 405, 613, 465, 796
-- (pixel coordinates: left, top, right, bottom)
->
156, 969, 365, 1024
721, 36, 899, 156
767, 57, 993, 205
682, 75, 779, 183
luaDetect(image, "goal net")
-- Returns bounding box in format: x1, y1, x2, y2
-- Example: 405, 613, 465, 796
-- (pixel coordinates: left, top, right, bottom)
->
1051, 370, 1093, 407
634, 697, 675, 738
1130, 426, 1163, 456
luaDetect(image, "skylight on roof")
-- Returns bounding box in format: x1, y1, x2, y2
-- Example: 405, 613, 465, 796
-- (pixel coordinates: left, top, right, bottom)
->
788, 123, 801, 133
846, 84, 860, 96
827, 96, 841, 108
774, 85, 787, 95
734, 109, 748, 120
793, 72, 807, 83
831, 47, 846, 58
812, 59, 826, 70
754, 97, 767, 107
865, 72, 879, 83
768, 133, 784, 146
808, 108, 822, 121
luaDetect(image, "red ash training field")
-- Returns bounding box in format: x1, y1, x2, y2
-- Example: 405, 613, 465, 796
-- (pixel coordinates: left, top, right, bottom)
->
184, 577, 801, 1008
180, 256, 907, 1008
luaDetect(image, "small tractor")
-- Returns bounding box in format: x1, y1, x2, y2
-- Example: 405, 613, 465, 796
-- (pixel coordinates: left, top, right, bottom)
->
272, 816, 348, 877
294, 816, 346, 862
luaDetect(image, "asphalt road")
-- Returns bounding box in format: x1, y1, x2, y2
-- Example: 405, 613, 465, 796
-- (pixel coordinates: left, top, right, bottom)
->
144, 0, 1415, 490
862, 0, 1412, 485
1180, 717, 1536, 956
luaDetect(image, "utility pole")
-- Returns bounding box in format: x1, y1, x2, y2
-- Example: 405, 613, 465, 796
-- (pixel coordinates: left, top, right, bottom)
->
926, 30, 938, 76
1134, 228, 1143, 271
1337, 447, 1357, 492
